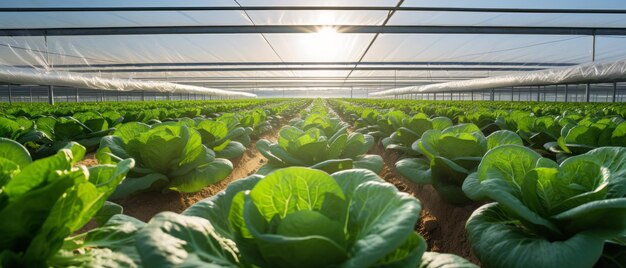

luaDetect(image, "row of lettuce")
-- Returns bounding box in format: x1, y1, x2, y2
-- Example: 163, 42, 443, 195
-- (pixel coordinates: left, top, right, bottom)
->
328, 98, 626, 268
0, 99, 297, 159
0, 99, 478, 267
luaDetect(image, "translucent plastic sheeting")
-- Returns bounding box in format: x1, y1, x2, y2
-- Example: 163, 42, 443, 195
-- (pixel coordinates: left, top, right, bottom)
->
371, 59, 626, 96
401, 0, 626, 10
389, 12, 626, 28
363, 35, 592, 63
0, 66, 257, 98
236, 0, 399, 7
246, 11, 388, 25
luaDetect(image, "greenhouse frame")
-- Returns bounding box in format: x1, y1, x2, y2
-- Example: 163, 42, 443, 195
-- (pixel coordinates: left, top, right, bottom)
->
2, 2, 626, 268
1, 0, 626, 102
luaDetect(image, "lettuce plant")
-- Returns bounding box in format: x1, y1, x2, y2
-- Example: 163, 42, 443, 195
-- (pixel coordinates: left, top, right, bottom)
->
33, 115, 115, 158
463, 145, 626, 268
96, 122, 233, 198
546, 117, 626, 156
395, 124, 523, 204
289, 112, 349, 138
354, 109, 406, 140
150, 117, 250, 160
382, 113, 453, 156
0, 138, 134, 267
120, 167, 477, 268
256, 125, 383, 175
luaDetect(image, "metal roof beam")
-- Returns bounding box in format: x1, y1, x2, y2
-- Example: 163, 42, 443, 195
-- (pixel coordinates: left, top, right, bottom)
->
70, 66, 545, 72
1, 6, 626, 14
1, 25, 626, 36
18, 61, 576, 68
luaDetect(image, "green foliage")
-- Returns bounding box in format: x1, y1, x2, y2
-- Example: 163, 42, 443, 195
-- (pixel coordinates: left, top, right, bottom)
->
97, 123, 233, 198
256, 103, 382, 174
0, 139, 134, 267
463, 145, 626, 268
396, 124, 523, 204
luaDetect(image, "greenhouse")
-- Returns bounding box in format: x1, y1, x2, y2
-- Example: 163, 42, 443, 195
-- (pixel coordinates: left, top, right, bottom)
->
0, 1, 625, 268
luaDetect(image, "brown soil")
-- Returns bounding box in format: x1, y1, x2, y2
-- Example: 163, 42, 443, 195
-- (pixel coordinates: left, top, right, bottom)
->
372, 144, 482, 265
76, 153, 98, 167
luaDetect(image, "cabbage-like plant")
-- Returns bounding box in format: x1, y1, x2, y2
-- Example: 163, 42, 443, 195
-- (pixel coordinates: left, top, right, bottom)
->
289, 113, 349, 138
256, 125, 383, 175
0, 138, 134, 267
33, 115, 115, 158
96, 122, 233, 198
194, 119, 248, 159
546, 117, 626, 157
463, 145, 626, 268
124, 167, 478, 268
354, 110, 406, 140
152, 117, 249, 160
382, 113, 452, 156
395, 124, 523, 204
0, 116, 48, 151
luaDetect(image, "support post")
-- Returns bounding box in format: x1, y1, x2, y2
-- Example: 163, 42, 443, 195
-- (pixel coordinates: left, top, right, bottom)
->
592, 34, 596, 62
564, 84, 569, 102
29, 87, 33, 102
350, 87, 353, 99
536, 86, 541, 102
141, 90, 146, 101
75, 88, 79, 102
490, 89, 495, 101
8, 84, 12, 104
433, 92, 437, 101
470, 90, 474, 101
585, 84, 591, 102
510, 87, 514, 101
612, 82, 617, 103
48, 85, 54, 105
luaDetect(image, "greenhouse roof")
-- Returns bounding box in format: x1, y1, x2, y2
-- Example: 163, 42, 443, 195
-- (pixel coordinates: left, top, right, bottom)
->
1, 0, 626, 96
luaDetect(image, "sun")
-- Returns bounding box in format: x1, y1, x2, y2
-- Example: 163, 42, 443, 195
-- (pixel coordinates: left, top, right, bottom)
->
317, 26, 338, 36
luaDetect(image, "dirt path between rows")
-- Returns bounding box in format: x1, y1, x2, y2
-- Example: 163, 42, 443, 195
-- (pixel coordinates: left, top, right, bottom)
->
372, 145, 481, 265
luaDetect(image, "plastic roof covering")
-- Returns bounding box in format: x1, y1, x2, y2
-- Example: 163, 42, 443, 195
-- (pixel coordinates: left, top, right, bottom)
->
1, 0, 626, 97
0, 65, 257, 97
371, 59, 626, 96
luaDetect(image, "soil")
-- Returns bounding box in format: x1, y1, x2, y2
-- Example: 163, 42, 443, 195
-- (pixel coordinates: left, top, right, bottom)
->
372, 144, 482, 265
75, 153, 98, 167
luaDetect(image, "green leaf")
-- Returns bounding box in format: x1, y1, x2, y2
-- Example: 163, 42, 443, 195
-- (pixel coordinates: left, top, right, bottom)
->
486, 130, 523, 150
215, 141, 246, 159
94, 201, 124, 227
343, 181, 422, 268
0, 137, 31, 167
396, 158, 432, 184
466, 203, 605, 268
310, 158, 354, 174
136, 212, 240, 267
168, 158, 233, 193
249, 167, 345, 221
114, 122, 151, 143
110, 173, 169, 199
183, 175, 263, 239
353, 154, 384, 174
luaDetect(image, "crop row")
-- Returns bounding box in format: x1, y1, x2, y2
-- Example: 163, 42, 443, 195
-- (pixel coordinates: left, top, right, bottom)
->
0, 99, 483, 268
328, 98, 626, 267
